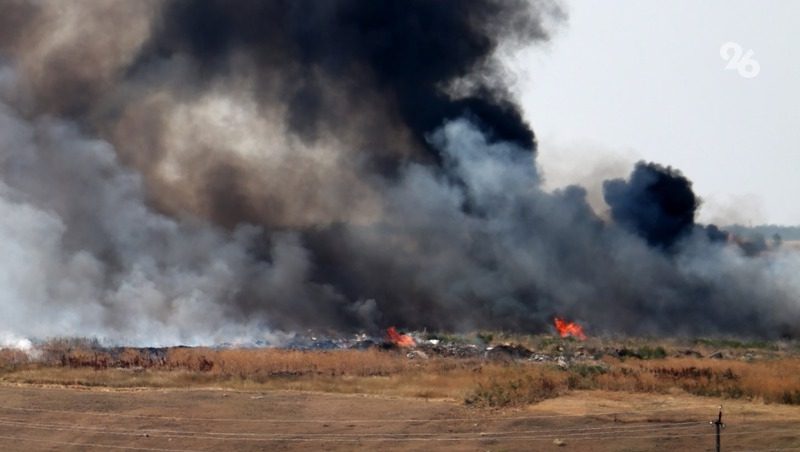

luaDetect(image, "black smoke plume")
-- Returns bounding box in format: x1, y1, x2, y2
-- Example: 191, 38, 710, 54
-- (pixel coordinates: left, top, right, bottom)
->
0, 0, 798, 345
603, 162, 699, 249
146, 0, 541, 154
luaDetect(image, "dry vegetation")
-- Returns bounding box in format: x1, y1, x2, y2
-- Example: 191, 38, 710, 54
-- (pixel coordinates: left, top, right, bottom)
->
1, 336, 799, 409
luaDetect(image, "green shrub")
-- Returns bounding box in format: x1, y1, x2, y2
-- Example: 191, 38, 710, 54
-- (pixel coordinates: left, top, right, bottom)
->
465, 374, 560, 407
637, 346, 667, 360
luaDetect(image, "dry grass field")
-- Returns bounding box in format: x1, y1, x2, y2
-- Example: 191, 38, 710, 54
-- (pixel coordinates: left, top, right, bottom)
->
3, 336, 799, 406
0, 336, 799, 450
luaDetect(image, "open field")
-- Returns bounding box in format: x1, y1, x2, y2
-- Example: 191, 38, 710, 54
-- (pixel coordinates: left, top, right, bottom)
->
0, 336, 799, 450
0, 385, 798, 451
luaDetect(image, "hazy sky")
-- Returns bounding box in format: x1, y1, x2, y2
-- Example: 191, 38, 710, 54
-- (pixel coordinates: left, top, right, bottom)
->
517, 0, 800, 225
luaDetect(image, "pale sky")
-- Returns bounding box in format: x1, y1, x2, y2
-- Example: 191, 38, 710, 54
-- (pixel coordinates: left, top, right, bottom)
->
516, 0, 800, 225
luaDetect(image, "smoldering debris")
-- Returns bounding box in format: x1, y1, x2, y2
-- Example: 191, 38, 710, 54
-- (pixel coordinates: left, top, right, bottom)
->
12, 332, 796, 374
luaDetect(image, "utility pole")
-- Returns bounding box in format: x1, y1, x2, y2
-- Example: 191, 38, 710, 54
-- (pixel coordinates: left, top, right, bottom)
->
710, 405, 725, 452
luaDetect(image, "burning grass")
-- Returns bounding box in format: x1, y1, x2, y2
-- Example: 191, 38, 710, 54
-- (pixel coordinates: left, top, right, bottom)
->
1, 336, 799, 408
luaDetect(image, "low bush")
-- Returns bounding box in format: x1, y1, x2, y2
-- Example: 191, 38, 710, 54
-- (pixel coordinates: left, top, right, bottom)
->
466, 373, 561, 407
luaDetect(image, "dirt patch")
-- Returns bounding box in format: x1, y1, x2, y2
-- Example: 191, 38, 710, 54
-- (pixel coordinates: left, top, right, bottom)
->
0, 385, 797, 451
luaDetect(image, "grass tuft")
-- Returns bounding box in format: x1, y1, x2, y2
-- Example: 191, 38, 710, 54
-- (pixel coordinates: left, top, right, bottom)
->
466, 373, 561, 407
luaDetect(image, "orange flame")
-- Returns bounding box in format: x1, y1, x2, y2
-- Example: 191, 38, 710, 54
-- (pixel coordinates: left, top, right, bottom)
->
553, 317, 587, 340
386, 326, 416, 347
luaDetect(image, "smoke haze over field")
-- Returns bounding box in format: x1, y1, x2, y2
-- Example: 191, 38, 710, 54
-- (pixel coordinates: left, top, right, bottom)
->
0, 0, 798, 345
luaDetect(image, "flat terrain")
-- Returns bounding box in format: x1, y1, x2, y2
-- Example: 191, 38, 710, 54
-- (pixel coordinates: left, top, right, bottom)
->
0, 384, 798, 451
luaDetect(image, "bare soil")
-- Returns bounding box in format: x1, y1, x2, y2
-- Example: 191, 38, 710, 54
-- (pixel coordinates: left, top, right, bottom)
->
0, 384, 797, 451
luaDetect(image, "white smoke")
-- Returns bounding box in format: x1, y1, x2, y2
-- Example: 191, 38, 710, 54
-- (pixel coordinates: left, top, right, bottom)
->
0, 331, 34, 352
0, 70, 319, 346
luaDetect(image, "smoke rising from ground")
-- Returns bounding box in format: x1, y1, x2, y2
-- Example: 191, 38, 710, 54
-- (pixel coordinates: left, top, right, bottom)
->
0, 0, 798, 344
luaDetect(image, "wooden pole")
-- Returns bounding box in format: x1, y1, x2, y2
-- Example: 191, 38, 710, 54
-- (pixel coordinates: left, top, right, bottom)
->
710, 405, 724, 452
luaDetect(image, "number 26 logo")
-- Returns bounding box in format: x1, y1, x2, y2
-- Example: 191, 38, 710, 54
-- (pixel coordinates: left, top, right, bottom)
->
720, 42, 760, 78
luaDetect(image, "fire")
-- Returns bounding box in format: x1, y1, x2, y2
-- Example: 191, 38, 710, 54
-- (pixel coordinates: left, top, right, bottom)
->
553, 317, 587, 340
386, 326, 416, 347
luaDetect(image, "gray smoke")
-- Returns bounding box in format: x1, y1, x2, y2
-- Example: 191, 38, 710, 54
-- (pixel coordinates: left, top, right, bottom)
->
0, 83, 337, 345
0, 1, 798, 345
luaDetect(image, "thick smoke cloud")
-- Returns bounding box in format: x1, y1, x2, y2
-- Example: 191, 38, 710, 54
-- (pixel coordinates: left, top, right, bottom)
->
305, 122, 800, 337
0, 0, 553, 229
0, 1, 798, 344
603, 162, 699, 249
0, 87, 350, 344
146, 0, 541, 152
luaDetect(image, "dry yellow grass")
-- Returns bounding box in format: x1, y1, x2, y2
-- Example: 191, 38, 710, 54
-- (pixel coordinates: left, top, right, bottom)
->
2, 342, 799, 407
165, 347, 410, 377
0, 349, 28, 371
